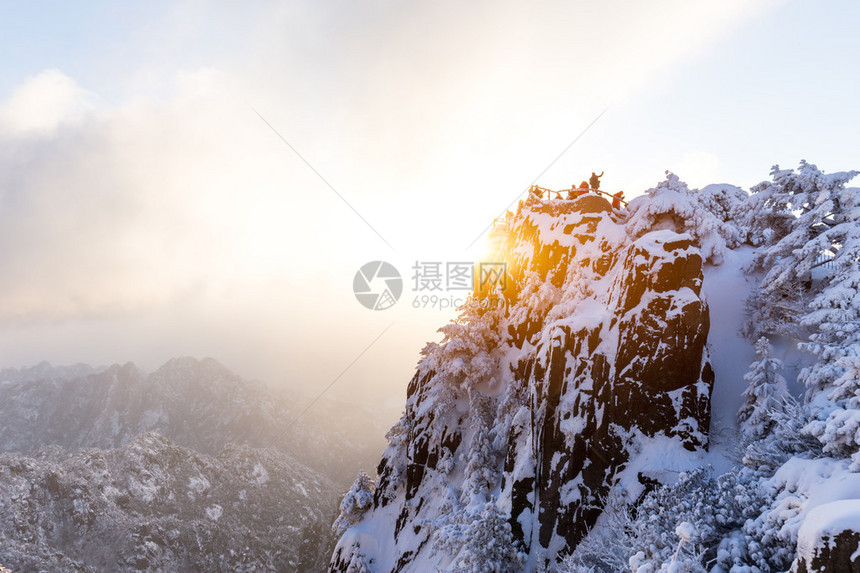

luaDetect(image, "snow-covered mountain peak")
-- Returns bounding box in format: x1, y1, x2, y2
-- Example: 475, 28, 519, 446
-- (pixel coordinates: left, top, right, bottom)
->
332, 187, 717, 571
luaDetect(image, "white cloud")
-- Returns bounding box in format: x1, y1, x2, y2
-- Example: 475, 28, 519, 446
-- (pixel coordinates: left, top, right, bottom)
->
0, 0, 793, 394
0, 69, 96, 135
0, 68, 342, 322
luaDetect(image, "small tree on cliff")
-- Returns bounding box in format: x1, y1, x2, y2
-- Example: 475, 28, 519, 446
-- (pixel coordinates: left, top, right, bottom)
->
452, 501, 525, 573
332, 471, 375, 535
737, 337, 789, 444
342, 545, 372, 573
460, 413, 496, 507
419, 298, 502, 396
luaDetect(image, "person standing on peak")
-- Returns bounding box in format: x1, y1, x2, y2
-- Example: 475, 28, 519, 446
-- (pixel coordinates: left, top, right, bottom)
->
589, 171, 604, 190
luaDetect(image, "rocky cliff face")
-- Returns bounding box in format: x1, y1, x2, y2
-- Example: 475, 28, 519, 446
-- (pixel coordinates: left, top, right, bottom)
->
331, 193, 714, 571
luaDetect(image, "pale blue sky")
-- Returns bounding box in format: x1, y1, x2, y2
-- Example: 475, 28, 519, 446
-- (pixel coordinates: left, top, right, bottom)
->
0, 0, 856, 412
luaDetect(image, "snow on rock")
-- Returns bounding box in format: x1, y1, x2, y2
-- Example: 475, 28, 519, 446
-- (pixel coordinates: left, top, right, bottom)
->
771, 457, 860, 538
626, 173, 738, 265
206, 504, 223, 521
796, 500, 860, 572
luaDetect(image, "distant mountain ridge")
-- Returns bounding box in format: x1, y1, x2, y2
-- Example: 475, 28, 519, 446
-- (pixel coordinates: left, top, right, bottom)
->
0, 360, 106, 383
0, 356, 376, 482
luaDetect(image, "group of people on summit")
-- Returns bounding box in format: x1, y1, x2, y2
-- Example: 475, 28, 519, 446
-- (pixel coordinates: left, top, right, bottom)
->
529, 171, 626, 208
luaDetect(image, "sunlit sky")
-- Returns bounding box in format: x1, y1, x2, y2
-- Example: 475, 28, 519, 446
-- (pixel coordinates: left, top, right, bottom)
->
0, 0, 857, 418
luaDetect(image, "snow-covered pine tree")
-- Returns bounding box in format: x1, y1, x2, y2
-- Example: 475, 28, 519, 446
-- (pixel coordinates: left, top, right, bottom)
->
740, 159, 860, 468
695, 184, 750, 248
419, 296, 502, 395
561, 468, 761, 573
332, 471, 376, 536
799, 187, 860, 394
506, 269, 562, 346
741, 166, 798, 247
459, 409, 495, 508
742, 161, 859, 339
741, 394, 823, 475
800, 223, 860, 466
756, 164, 860, 467
737, 337, 789, 444
805, 353, 860, 469
343, 545, 372, 573
451, 500, 524, 573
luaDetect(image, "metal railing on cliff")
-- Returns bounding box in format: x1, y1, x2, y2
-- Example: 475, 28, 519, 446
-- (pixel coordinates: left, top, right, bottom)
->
493, 185, 628, 226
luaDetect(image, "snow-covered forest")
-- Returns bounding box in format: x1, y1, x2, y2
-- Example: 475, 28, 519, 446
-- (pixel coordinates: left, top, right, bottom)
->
331, 161, 860, 573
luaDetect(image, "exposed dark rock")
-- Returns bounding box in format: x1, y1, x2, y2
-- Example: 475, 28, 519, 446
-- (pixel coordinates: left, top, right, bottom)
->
794, 529, 860, 573
503, 228, 711, 560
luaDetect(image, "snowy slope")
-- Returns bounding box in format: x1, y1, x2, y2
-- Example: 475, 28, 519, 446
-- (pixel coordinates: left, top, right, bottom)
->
702, 245, 757, 428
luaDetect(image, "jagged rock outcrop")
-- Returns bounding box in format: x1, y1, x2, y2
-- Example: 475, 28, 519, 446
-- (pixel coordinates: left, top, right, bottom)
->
793, 500, 860, 573
503, 228, 711, 559
331, 193, 715, 571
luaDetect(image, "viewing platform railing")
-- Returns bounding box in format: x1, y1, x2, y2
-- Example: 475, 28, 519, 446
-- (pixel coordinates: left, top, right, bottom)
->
492, 186, 627, 227
528, 185, 628, 206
